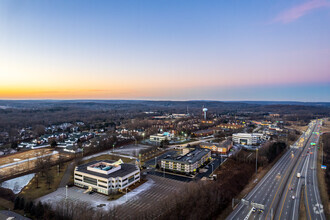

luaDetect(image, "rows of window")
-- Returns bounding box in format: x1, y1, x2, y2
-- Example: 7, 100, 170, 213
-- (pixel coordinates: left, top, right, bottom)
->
83, 176, 97, 186
98, 179, 107, 184
98, 184, 107, 189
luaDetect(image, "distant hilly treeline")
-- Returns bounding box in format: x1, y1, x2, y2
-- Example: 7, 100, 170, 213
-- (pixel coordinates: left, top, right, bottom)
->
0, 100, 329, 131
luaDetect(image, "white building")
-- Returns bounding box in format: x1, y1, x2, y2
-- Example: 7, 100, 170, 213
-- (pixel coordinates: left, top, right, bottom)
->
149, 132, 173, 143
74, 159, 140, 195
232, 133, 265, 145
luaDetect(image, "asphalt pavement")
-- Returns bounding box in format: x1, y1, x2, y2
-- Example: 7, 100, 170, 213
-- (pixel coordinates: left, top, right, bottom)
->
274, 119, 325, 220
226, 120, 319, 220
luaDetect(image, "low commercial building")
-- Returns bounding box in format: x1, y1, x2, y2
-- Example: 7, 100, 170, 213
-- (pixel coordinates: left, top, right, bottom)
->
200, 139, 232, 154
191, 129, 214, 137
74, 159, 140, 195
149, 132, 173, 143
232, 133, 264, 145
217, 123, 244, 130
161, 148, 211, 174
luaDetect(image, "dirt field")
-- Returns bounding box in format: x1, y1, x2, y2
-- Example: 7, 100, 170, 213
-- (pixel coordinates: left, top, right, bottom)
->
0, 150, 72, 178
0, 148, 54, 166
321, 118, 330, 133
285, 122, 308, 133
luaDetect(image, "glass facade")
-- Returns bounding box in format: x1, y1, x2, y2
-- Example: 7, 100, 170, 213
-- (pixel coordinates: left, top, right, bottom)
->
83, 176, 97, 185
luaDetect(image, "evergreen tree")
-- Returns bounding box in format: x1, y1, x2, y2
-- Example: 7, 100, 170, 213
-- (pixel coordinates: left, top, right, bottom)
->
13, 196, 20, 210
19, 197, 25, 210
25, 201, 33, 213
35, 201, 44, 218
30, 203, 36, 216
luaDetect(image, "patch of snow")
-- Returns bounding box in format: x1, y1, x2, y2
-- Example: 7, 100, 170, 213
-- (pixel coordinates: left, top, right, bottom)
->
1, 173, 35, 194
105, 178, 155, 209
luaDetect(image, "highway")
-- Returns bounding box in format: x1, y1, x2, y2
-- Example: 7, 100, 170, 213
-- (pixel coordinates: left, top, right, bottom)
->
274, 120, 325, 220
226, 120, 318, 220
305, 121, 325, 220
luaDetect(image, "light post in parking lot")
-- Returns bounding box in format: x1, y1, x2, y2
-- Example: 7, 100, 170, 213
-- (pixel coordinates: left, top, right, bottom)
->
155, 157, 157, 166
211, 164, 214, 174
126, 188, 128, 202
65, 185, 68, 200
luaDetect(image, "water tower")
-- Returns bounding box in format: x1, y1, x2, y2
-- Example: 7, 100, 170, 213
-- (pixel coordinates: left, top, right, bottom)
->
202, 107, 208, 120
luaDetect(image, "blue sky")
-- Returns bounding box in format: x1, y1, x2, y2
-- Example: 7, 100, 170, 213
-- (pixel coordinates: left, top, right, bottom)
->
0, 0, 329, 101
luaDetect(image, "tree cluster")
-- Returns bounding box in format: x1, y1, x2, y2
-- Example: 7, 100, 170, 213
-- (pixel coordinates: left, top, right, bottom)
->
321, 133, 330, 196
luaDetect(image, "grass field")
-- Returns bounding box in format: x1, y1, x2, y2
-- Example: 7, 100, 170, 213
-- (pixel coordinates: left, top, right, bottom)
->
0, 148, 54, 166
321, 118, 330, 133
299, 185, 307, 220
0, 151, 72, 178
19, 161, 70, 201
285, 122, 308, 133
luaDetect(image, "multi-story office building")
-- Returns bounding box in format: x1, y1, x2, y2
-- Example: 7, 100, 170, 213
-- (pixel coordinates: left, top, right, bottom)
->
74, 160, 140, 195
232, 133, 264, 145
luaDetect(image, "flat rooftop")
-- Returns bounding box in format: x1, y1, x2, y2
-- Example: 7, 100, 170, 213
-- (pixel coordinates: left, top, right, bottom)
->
162, 148, 210, 164
75, 160, 138, 179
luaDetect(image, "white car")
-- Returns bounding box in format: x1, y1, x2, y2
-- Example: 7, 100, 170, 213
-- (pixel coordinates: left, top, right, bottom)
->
292, 195, 295, 200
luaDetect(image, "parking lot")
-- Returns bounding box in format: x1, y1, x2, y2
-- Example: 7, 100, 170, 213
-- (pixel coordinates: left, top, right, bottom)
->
37, 174, 187, 218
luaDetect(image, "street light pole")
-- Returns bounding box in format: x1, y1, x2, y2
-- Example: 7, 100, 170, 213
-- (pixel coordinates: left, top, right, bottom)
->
256, 148, 258, 174
65, 185, 68, 200
155, 157, 157, 166
126, 188, 128, 202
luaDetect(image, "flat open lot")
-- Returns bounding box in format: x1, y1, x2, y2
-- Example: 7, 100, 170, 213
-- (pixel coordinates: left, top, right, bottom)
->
0, 148, 54, 166
321, 118, 330, 133
0, 149, 71, 178
286, 122, 308, 133
113, 144, 152, 157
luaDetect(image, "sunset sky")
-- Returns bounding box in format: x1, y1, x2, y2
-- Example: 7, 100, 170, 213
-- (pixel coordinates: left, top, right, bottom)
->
0, 0, 329, 101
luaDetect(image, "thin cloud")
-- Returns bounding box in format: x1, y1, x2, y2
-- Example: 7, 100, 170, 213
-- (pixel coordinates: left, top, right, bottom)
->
273, 0, 330, 23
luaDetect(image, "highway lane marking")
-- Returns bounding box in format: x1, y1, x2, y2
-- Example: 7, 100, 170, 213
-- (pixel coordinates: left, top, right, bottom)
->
244, 207, 254, 220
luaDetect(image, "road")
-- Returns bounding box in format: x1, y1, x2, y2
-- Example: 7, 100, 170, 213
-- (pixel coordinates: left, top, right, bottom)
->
274, 119, 325, 220
226, 120, 317, 220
